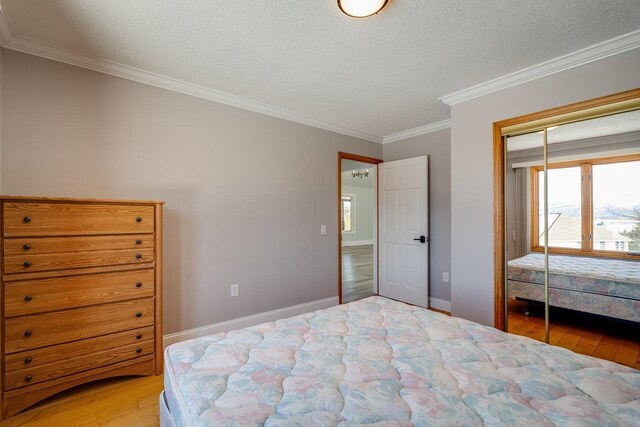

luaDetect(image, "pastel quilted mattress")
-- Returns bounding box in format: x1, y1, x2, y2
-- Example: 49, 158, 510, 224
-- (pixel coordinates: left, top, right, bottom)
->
508, 253, 640, 300
163, 296, 640, 426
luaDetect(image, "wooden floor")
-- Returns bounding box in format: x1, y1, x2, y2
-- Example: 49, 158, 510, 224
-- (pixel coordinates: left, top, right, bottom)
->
508, 299, 640, 369
0, 375, 163, 426
342, 244, 375, 303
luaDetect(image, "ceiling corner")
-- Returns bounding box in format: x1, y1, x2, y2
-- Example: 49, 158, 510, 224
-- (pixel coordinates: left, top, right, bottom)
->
439, 28, 640, 107
382, 119, 451, 144
0, 1, 15, 47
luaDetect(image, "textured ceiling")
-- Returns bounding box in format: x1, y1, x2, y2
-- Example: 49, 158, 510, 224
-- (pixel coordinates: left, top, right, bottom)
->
3, 0, 640, 139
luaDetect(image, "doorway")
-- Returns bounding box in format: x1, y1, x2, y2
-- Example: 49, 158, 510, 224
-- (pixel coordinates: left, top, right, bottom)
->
338, 152, 431, 308
338, 153, 381, 304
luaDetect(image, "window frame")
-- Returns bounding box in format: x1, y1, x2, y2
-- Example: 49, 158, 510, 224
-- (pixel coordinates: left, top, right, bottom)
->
530, 153, 640, 260
341, 194, 356, 234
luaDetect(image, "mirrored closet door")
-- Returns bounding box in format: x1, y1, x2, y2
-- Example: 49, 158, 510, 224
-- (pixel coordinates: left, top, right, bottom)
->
502, 103, 640, 355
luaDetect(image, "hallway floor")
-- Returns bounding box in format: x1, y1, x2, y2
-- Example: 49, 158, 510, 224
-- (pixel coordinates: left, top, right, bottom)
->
342, 244, 375, 303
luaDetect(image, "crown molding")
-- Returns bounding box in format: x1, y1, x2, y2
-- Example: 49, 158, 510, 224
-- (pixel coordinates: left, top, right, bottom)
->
0, 3, 15, 46
440, 29, 640, 106
2, 35, 384, 144
382, 119, 451, 144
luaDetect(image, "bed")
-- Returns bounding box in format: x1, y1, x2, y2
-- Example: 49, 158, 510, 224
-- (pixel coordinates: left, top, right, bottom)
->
508, 253, 640, 322
160, 296, 639, 426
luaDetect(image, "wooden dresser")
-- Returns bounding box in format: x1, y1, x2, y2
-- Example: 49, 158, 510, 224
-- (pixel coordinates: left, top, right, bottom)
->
0, 196, 163, 419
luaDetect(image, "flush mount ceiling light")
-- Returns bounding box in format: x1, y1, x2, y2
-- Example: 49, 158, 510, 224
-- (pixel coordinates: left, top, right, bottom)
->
338, 0, 388, 18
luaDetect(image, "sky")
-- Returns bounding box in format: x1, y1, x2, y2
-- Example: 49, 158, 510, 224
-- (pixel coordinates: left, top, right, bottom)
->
539, 160, 640, 209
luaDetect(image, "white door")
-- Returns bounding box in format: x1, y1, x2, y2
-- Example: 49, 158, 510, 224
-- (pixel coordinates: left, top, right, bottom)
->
378, 156, 429, 307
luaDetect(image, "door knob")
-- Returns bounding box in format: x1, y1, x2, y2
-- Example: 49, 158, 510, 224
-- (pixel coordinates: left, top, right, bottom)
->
413, 236, 427, 244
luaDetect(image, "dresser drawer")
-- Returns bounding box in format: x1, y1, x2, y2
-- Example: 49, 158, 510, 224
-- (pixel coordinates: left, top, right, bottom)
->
3, 203, 154, 237
5, 338, 155, 390
4, 248, 155, 274
5, 298, 154, 354
5, 326, 154, 373
4, 235, 154, 256
4, 269, 155, 317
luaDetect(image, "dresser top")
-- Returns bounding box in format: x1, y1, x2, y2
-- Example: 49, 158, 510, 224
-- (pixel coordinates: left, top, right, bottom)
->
0, 195, 164, 205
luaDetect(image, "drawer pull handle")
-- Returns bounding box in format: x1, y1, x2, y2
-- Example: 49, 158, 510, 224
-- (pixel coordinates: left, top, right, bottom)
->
136, 348, 143, 354
23, 216, 31, 223
136, 282, 143, 288
24, 357, 32, 364
136, 253, 142, 259
136, 334, 143, 339
24, 295, 32, 302
24, 330, 32, 337
136, 239, 142, 245
23, 261, 32, 268
136, 217, 142, 223
23, 244, 31, 251
135, 312, 142, 318
25, 375, 33, 382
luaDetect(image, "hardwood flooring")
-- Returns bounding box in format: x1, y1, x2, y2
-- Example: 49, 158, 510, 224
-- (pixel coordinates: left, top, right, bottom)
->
508, 299, 640, 369
0, 375, 163, 426
342, 244, 375, 303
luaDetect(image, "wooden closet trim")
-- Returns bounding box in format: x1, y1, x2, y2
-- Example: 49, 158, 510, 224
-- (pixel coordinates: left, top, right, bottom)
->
493, 87, 640, 331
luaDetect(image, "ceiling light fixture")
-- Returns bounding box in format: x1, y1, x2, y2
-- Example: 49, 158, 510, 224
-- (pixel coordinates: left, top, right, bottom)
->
352, 169, 370, 179
338, 0, 388, 18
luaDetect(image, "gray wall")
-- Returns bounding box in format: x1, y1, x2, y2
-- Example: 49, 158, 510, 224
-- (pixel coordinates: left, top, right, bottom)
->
0, 49, 382, 335
383, 128, 451, 303
450, 48, 640, 326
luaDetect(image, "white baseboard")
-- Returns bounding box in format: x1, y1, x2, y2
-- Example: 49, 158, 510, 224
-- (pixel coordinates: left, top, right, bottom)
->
342, 240, 374, 247
163, 296, 339, 348
429, 297, 451, 313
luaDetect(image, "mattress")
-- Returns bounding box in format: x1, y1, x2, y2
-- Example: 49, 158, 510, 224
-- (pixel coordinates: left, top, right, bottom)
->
508, 253, 640, 300
163, 296, 640, 426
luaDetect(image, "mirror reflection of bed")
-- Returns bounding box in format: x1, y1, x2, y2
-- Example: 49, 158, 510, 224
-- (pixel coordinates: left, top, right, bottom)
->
505, 109, 640, 368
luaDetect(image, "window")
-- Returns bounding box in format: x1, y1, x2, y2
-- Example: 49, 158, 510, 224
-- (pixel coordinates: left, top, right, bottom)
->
531, 154, 640, 258
536, 167, 581, 249
593, 160, 640, 253
341, 194, 355, 233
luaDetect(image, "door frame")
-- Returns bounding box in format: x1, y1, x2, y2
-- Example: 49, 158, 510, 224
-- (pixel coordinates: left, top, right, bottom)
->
493, 88, 640, 331
338, 152, 383, 304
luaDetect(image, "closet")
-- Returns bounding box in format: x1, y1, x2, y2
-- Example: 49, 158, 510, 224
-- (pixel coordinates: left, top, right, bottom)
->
494, 90, 640, 350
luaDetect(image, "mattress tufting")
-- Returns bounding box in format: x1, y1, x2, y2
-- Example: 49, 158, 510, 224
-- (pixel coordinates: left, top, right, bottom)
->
163, 296, 640, 426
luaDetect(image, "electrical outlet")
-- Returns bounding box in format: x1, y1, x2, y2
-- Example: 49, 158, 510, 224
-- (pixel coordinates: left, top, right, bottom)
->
443, 272, 450, 283
230, 284, 239, 297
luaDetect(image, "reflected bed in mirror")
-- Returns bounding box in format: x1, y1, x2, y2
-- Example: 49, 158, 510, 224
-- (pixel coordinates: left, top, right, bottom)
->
508, 253, 640, 322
